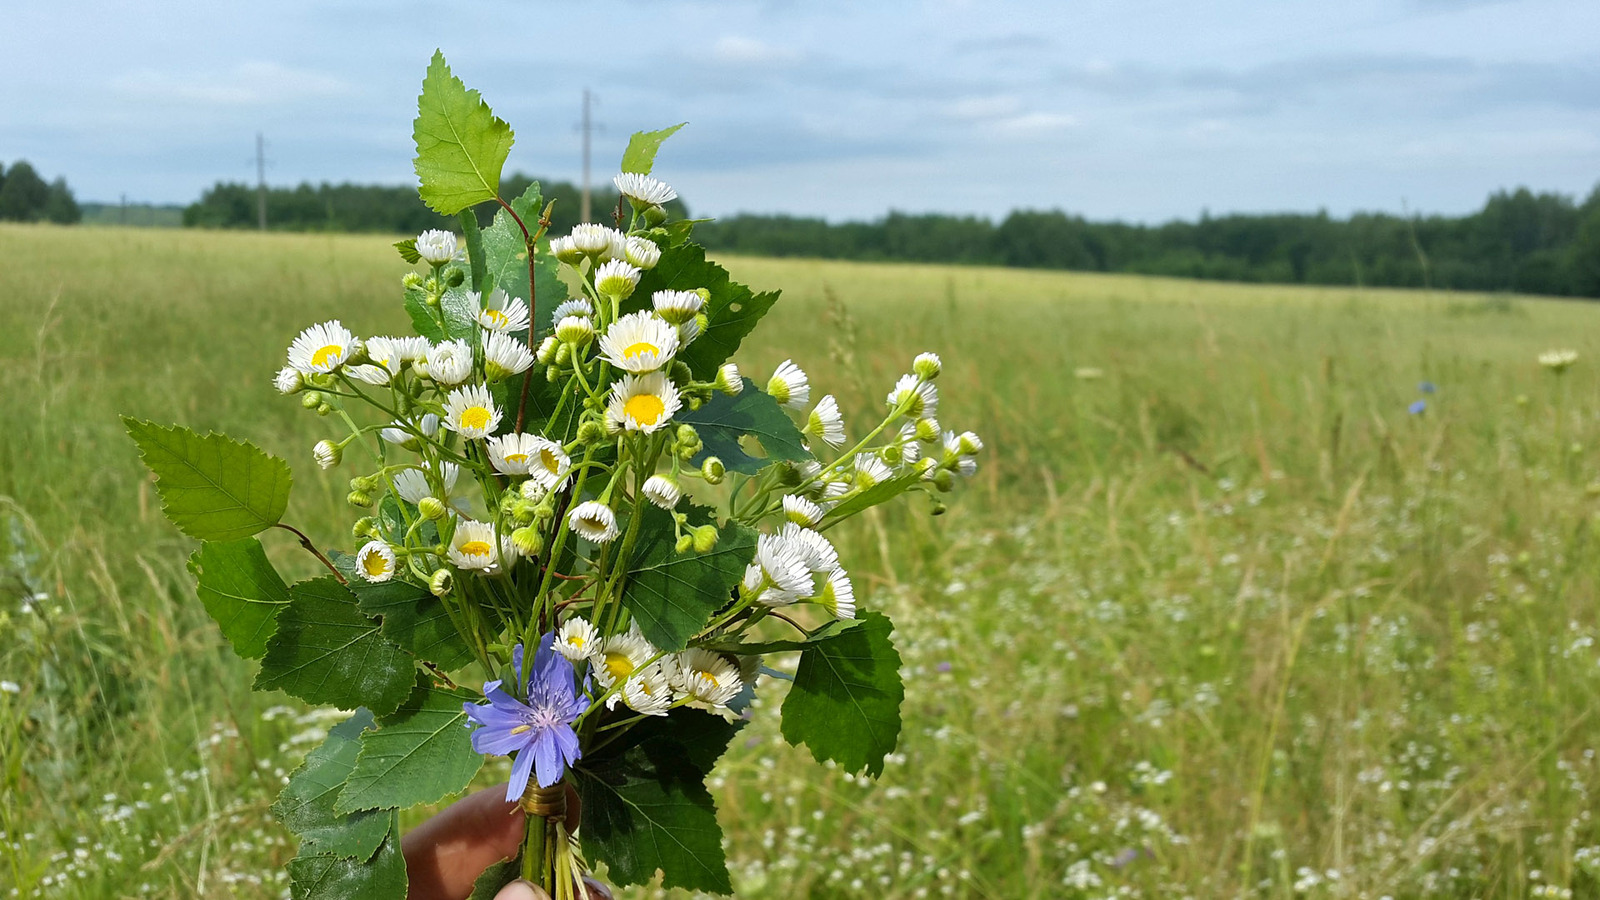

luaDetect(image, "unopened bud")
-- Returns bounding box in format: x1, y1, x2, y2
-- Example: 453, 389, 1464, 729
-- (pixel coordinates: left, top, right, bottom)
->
313, 440, 342, 469
932, 469, 955, 492
346, 490, 373, 509
556, 316, 593, 345
418, 497, 448, 521
577, 420, 606, 445
555, 343, 572, 366
912, 352, 942, 380
536, 336, 560, 364
301, 391, 323, 410
691, 524, 719, 554
914, 417, 941, 442
511, 526, 543, 557
882, 444, 903, 465
675, 534, 694, 554
701, 457, 725, 484
643, 205, 668, 227
402, 271, 425, 289
316, 402, 333, 416
445, 268, 465, 287
670, 360, 693, 385
353, 517, 377, 539
429, 569, 453, 597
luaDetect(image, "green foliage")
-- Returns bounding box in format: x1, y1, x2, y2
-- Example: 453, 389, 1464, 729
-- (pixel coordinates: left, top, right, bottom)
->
255, 577, 416, 717
336, 675, 483, 813
188, 538, 290, 659
0, 160, 79, 224
576, 710, 737, 894
124, 418, 292, 542
412, 50, 514, 216
620, 124, 687, 175
780, 610, 903, 777
622, 505, 756, 652
677, 379, 811, 475
393, 237, 421, 265
288, 829, 407, 900
823, 470, 923, 522
273, 710, 392, 860
470, 859, 522, 900
479, 181, 568, 326
351, 577, 477, 672
701, 617, 862, 655
627, 243, 782, 379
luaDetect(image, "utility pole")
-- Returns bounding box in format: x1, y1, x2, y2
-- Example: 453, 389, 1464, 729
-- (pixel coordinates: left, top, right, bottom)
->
580, 89, 593, 224
256, 132, 267, 231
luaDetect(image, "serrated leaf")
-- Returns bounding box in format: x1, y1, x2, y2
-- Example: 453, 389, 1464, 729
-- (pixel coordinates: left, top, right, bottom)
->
272, 710, 392, 860
124, 418, 292, 541
351, 577, 476, 672
255, 577, 416, 718
480, 181, 567, 334
288, 824, 406, 900
622, 505, 756, 652
394, 238, 421, 264
780, 609, 904, 777
336, 674, 483, 813
677, 380, 812, 475
575, 710, 735, 894
620, 123, 686, 175
188, 538, 290, 659
700, 617, 863, 655
413, 50, 514, 215
625, 243, 779, 379
458, 210, 487, 294
822, 469, 924, 522
470, 858, 522, 900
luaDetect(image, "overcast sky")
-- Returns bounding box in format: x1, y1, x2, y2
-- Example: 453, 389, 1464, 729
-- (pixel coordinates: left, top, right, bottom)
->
2, 0, 1597, 222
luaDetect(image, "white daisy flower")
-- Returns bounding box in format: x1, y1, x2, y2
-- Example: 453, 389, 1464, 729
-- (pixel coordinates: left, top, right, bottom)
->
442, 384, 502, 439
624, 235, 661, 270
767, 360, 810, 410
613, 172, 679, 207
895, 423, 923, 468
820, 480, 851, 504
569, 223, 623, 257
482, 331, 535, 381
779, 523, 840, 574
447, 520, 498, 570
550, 235, 583, 264
815, 569, 856, 619
347, 364, 391, 386
523, 437, 571, 490
674, 649, 742, 710
678, 315, 703, 346
598, 311, 679, 373
642, 475, 681, 509
313, 440, 341, 470
887, 373, 938, 419
393, 336, 432, 364
568, 500, 620, 544
551, 298, 593, 321
486, 432, 545, 476
475, 289, 530, 334
555, 617, 599, 662
621, 666, 675, 716
594, 259, 641, 299
853, 453, 893, 488
393, 462, 460, 506
956, 431, 984, 455
803, 395, 846, 449
555, 315, 594, 344
287, 321, 356, 374
415, 229, 458, 264
1540, 349, 1579, 371
425, 339, 474, 385
606, 371, 683, 434
273, 367, 304, 395
652, 290, 704, 325
741, 532, 813, 606
593, 628, 655, 692
363, 336, 410, 377
714, 363, 743, 396
354, 541, 397, 583
498, 532, 524, 568
782, 494, 825, 527
913, 351, 942, 379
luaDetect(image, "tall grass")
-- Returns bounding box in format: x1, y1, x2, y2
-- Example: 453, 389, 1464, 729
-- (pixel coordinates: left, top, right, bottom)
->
2, 224, 1598, 898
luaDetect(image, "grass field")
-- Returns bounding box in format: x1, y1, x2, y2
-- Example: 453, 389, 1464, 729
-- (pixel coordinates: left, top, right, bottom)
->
4, 223, 1600, 899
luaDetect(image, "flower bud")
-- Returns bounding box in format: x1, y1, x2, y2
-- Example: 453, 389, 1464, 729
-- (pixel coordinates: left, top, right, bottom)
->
551, 235, 584, 265
274, 367, 305, 395
429, 569, 453, 597
912, 352, 942, 380
547, 364, 563, 383
670, 360, 693, 385
956, 431, 984, 455
882, 444, 903, 465
520, 480, 548, 503
352, 516, 377, 539
424, 291, 441, 308
932, 469, 955, 492
914, 417, 941, 442
402, 271, 425, 289
511, 526, 543, 557
536, 335, 560, 364
313, 440, 342, 469
347, 490, 373, 509
316, 402, 334, 416
691, 524, 719, 554
713, 363, 743, 396
555, 342, 572, 366
623, 235, 661, 270
445, 268, 466, 287
701, 456, 725, 484
577, 420, 606, 445
418, 497, 448, 521
556, 315, 594, 345
643, 205, 668, 227
675, 534, 694, 554
301, 391, 323, 410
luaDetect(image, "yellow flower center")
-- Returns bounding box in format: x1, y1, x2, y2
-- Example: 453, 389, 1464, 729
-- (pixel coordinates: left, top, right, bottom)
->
459, 540, 492, 557
311, 344, 342, 368
460, 406, 492, 431
503, 452, 529, 465
567, 635, 587, 649
540, 448, 562, 473
623, 341, 660, 362
483, 309, 509, 328
605, 652, 635, 681
362, 552, 389, 577
624, 393, 666, 426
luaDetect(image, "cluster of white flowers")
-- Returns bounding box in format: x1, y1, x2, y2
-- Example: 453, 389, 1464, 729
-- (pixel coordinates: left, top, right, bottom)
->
1540, 348, 1579, 372
555, 619, 748, 715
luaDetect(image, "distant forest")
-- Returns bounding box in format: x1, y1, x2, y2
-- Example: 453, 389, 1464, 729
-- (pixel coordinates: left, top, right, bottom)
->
182, 176, 1600, 298
0, 161, 80, 224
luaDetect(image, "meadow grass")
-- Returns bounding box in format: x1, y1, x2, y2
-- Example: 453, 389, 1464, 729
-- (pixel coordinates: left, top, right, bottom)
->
2, 223, 1599, 898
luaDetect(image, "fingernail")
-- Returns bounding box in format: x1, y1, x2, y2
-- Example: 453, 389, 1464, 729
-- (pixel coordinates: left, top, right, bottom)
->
494, 878, 550, 900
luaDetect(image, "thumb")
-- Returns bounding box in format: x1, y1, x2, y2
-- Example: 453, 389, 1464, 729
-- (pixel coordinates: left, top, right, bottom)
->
493, 880, 551, 900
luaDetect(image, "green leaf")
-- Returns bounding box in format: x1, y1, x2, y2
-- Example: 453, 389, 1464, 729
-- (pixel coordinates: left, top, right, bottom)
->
822, 469, 924, 522
350, 576, 476, 672
780, 609, 904, 777
394, 238, 421, 264
255, 577, 416, 718
458, 210, 487, 295
188, 538, 290, 660
470, 858, 521, 900
700, 617, 863, 655
622, 505, 756, 652
575, 710, 735, 894
413, 50, 514, 216
625, 243, 779, 379
480, 181, 567, 334
620, 123, 687, 175
124, 418, 292, 541
273, 710, 392, 861
336, 674, 483, 813
677, 380, 812, 475
288, 825, 406, 900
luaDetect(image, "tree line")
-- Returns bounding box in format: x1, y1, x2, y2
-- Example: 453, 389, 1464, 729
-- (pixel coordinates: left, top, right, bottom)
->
0, 161, 81, 224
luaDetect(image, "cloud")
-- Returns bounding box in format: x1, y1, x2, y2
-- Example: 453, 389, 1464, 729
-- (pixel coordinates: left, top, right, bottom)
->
711, 35, 802, 67
943, 95, 1024, 120
995, 111, 1078, 133
110, 62, 353, 106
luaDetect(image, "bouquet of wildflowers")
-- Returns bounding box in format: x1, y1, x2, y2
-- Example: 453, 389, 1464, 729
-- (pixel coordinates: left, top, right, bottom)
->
125, 52, 981, 899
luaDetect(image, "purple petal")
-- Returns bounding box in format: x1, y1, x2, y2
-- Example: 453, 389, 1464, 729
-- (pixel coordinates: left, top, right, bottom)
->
529, 728, 565, 788
472, 724, 534, 757
511, 643, 525, 687
506, 744, 536, 802
466, 701, 525, 730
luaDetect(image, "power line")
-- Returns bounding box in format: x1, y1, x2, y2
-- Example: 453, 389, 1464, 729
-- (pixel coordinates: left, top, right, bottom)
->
580, 90, 594, 224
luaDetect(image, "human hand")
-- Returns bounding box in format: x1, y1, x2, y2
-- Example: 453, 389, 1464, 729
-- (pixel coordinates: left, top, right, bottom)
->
402, 783, 608, 900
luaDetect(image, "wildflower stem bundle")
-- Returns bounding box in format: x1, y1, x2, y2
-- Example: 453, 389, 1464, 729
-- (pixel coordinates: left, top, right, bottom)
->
123, 51, 981, 899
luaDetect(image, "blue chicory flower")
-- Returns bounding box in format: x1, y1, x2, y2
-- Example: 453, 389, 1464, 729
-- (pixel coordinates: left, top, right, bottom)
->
1409, 399, 1427, 415
1418, 381, 1437, 394
464, 634, 590, 801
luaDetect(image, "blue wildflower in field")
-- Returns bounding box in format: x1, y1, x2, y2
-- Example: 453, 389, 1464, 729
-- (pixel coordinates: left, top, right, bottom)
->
1409, 399, 1427, 415
1418, 381, 1436, 394
465, 635, 589, 801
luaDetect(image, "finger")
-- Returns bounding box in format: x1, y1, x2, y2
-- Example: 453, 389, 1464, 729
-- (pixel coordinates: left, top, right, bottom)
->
403, 786, 526, 900
493, 880, 550, 900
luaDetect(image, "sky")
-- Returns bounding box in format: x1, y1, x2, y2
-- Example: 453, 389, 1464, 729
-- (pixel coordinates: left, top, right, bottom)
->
2, 0, 1597, 223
